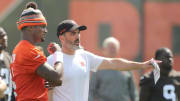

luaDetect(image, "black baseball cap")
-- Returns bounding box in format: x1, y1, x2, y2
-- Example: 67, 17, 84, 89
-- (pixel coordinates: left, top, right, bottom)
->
57, 20, 87, 37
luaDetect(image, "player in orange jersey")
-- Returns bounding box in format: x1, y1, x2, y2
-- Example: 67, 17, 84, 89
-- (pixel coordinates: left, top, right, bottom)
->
10, 2, 63, 101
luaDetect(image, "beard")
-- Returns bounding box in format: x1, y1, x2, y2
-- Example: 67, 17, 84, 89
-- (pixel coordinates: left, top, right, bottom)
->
40, 34, 46, 42
164, 64, 172, 71
72, 44, 84, 50
0, 44, 6, 50
72, 38, 84, 50
65, 38, 82, 50
160, 63, 172, 71
41, 37, 45, 42
72, 45, 80, 50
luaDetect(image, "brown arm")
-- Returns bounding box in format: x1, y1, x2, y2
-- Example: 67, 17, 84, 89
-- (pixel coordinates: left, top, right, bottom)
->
35, 62, 63, 86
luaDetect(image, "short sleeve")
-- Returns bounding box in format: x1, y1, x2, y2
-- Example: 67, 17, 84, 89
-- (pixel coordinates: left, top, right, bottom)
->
139, 73, 154, 87
23, 48, 46, 73
53, 51, 63, 63
47, 51, 63, 67
84, 51, 104, 72
47, 54, 54, 66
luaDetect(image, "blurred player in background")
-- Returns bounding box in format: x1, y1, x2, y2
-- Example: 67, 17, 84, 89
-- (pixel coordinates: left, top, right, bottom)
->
47, 19, 158, 101
89, 37, 139, 101
10, 2, 63, 101
140, 47, 180, 101
0, 78, 7, 101
0, 27, 14, 101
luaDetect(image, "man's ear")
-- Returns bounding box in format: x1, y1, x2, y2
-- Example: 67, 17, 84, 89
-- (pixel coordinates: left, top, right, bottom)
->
59, 35, 64, 42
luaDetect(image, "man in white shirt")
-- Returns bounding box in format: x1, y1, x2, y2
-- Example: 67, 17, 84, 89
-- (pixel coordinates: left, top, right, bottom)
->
47, 20, 158, 101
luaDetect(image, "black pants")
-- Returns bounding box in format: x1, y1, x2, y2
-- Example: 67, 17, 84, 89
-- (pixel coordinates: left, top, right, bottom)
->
0, 95, 8, 101
11, 89, 15, 101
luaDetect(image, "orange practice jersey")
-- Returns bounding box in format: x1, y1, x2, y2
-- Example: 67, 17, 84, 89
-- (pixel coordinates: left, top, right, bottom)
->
10, 40, 48, 101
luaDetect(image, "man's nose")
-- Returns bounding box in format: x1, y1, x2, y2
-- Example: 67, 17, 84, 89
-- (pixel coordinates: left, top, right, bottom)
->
44, 28, 48, 33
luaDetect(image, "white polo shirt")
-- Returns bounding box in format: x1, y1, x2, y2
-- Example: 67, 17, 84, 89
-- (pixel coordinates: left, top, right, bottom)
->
47, 49, 104, 101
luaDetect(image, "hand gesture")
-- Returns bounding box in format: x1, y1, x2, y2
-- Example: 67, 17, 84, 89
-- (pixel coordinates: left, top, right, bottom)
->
47, 42, 61, 54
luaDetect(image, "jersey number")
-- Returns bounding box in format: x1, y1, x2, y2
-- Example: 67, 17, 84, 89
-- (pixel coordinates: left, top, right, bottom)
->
163, 84, 176, 101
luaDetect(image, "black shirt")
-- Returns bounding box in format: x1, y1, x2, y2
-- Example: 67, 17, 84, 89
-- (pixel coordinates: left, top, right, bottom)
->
140, 70, 180, 101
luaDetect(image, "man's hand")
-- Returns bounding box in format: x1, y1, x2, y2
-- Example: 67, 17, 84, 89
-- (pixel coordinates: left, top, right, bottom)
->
142, 59, 161, 69
45, 80, 62, 90
47, 42, 61, 54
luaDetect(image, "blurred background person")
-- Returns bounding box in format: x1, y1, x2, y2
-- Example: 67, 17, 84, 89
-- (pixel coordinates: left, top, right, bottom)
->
0, 27, 14, 101
140, 47, 180, 101
0, 27, 10, 69
89, 37, 139, 101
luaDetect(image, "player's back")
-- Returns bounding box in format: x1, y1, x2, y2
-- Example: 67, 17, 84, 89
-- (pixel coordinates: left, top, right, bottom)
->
10, 40, 48, 101
140, 71, 180, 101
